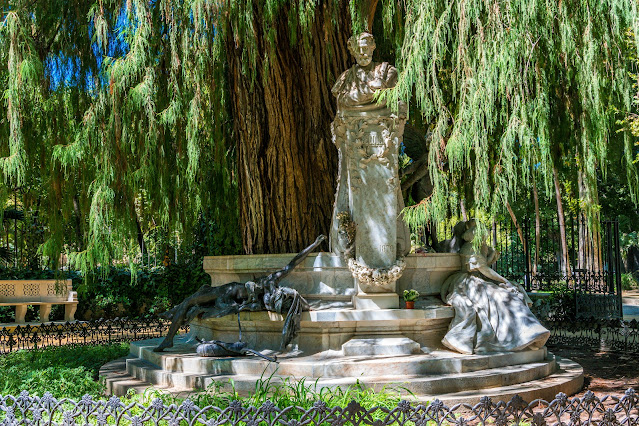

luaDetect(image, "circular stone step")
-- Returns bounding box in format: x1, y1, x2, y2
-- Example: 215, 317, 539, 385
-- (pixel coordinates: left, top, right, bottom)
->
102, 355, 583, 404
132, 337, 549, 378
121, 349, 565, 399
119, 336, 576, 400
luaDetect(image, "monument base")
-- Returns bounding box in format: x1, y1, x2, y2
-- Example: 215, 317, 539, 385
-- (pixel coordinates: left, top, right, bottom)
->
352, 293, 399, 309
104, 336, 583, 405
190, 305, 452, 354
342, 336, 421, 356
102, 302, 584, 404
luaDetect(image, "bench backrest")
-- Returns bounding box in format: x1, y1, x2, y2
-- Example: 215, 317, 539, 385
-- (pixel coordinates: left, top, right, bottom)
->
0, 280, 75, 303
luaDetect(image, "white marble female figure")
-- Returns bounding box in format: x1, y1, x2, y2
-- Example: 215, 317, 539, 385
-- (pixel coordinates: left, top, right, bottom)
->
440, 220, 550, 354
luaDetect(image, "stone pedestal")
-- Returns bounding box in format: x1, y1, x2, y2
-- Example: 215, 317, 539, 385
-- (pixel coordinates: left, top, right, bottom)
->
352, 292, 398, 309
331, 114, 409, 308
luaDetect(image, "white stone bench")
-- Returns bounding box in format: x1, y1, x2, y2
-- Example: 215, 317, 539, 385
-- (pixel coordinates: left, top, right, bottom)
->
0, 280, 78, 323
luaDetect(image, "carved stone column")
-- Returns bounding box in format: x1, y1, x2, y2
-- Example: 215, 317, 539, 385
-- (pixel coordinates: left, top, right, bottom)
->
331, 111, 409, 309
329, 32, 410, 310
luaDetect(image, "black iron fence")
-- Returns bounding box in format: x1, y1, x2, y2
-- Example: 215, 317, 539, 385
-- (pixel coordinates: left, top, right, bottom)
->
3, 315, 639, 359
546, 317, 639, 354
1, 388, 638, 425
414, 216, 624, 319
0, 317, 189, 354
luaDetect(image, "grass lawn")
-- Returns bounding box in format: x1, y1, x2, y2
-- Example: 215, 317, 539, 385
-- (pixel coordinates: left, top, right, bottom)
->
0, 343, 129, 399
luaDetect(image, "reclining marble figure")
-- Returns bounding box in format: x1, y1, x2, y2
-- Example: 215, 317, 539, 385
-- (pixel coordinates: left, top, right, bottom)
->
154, 235, 326, 352
440, 220, 550, 354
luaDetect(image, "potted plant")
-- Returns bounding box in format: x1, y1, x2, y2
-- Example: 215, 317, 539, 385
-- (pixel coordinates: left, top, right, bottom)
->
403, 289, 419, 309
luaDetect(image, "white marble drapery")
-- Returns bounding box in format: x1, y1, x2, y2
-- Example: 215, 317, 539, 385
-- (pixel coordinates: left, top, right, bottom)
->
440, 236, 550, 354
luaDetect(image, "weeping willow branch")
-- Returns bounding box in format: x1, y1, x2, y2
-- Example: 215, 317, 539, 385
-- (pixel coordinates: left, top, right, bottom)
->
0, 0, 638, 275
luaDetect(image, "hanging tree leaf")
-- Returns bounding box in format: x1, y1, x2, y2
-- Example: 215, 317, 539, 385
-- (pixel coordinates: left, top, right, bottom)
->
0, 0, 638, 273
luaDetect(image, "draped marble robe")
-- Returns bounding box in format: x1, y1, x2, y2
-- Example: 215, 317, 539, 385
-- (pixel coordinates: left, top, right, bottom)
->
440, 233, 550, 354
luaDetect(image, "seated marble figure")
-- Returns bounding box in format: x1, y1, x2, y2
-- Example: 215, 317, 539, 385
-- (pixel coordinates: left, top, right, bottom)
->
440, 220, 550, 354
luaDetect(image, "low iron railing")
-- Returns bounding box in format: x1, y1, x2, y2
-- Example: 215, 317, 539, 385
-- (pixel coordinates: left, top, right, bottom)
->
0, 317, 189, 354
546, 317, 639, 354
1, 316, 639, 355
1, 389, 638, 425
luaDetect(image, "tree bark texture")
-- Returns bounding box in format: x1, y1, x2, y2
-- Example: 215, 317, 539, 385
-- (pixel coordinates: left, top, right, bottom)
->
226, 1, 352, 254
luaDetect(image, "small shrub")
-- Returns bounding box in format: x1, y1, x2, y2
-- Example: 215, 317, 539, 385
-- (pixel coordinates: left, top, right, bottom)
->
531, 280, 576, 322
403, 289, 420, 302
622, 272, 639, 290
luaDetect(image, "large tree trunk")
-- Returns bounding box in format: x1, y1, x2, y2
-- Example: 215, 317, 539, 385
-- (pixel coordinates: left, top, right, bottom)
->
227, 2, 351, 254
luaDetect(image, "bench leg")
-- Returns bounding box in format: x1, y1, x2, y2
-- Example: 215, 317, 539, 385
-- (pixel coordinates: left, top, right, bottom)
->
15, 305, 27, 324
39, 304, 52, 323
64, 304, 77, 322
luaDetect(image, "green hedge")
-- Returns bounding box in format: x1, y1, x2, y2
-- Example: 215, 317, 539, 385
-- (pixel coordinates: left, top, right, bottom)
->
0, 263, 210, 322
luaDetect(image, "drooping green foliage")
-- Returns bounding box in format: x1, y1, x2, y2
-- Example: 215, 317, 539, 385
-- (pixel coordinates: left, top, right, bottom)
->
1, 0, 638, 271
0, 1, 240, 271
380, 0, 639, 235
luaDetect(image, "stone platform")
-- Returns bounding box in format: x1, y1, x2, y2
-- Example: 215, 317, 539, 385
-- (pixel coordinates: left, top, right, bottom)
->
190, 305, 453, 353
103, 337, 583, 404
103, 305, 583, 404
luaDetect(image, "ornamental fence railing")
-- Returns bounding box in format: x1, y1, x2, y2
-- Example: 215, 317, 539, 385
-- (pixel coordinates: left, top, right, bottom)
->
1, 388, 638, 426
546, 317, 639, 354
414, 217, 624, 319
0, 317, 189, 354
1, 316, 638, 356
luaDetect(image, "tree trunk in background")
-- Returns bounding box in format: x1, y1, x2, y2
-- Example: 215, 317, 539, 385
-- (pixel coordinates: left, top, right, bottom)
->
577, 172, 590, 272
72, 195, 85, 252
553, 165, 571, 276
506, 201, 531, 275
227, 2, 351, 254
506, 201, 524, 247
578, 169, 603, 274
532, 177, 540, 275
460, 199, 468, 221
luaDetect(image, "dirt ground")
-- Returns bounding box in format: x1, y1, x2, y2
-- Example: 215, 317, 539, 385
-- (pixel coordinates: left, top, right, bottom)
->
549, 343, 639, 397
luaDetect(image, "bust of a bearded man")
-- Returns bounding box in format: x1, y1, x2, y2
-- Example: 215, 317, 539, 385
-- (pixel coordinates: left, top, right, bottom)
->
332, 32, 404, 115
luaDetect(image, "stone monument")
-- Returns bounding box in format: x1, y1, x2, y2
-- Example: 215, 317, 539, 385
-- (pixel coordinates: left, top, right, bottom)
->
103, 33, 583, 404
330, 32, 410, 310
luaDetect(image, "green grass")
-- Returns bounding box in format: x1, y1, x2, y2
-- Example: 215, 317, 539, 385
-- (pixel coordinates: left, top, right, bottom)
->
180, 374, 414, 411
0, 343, 129, 399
